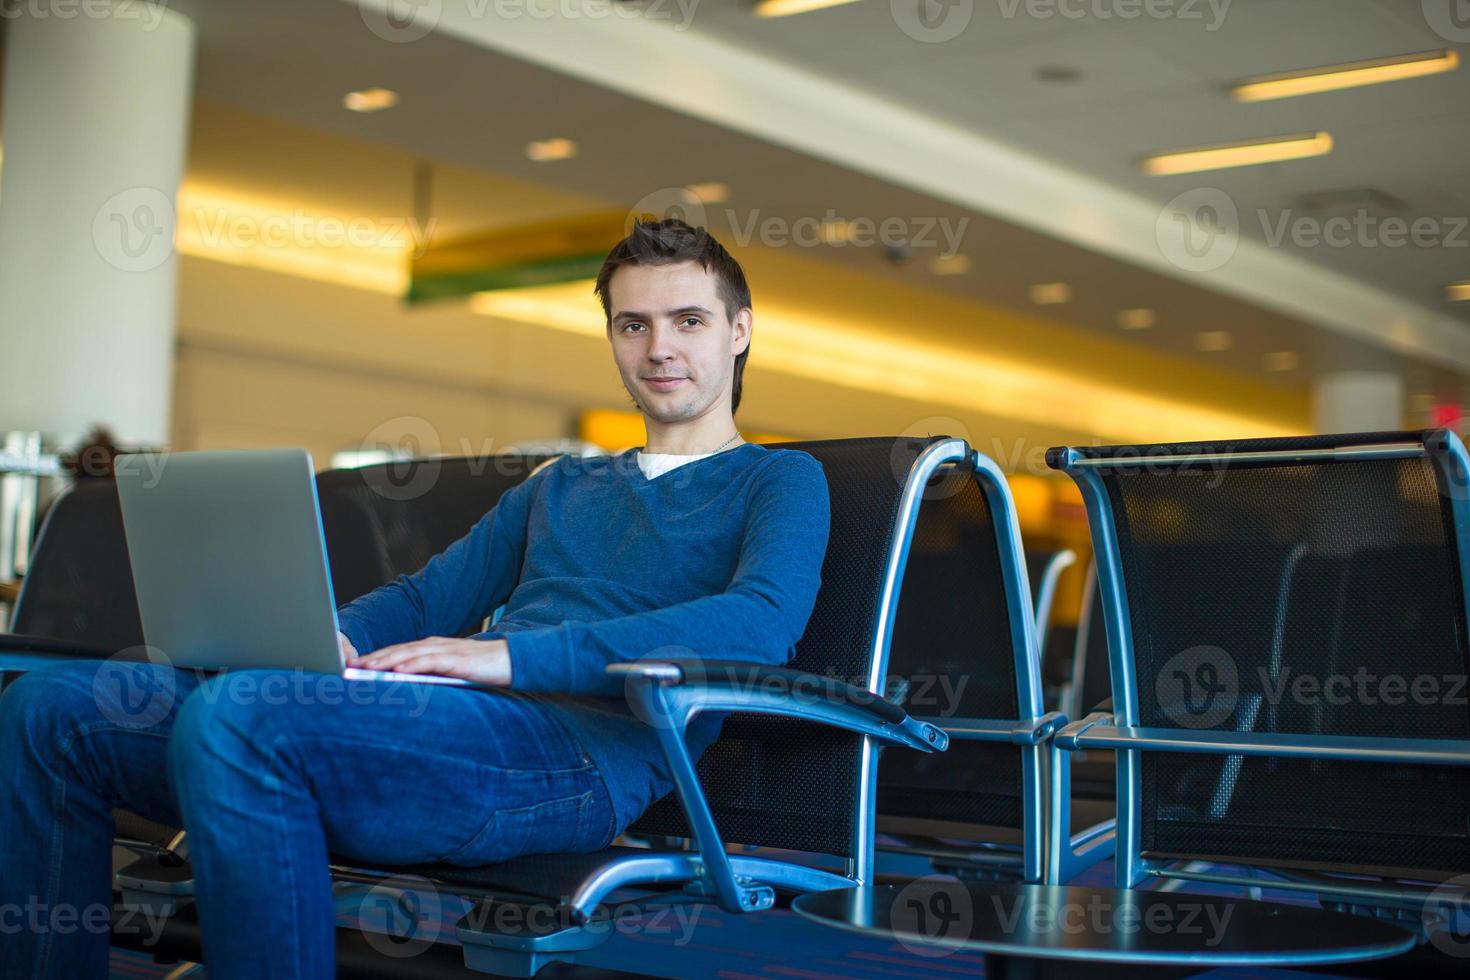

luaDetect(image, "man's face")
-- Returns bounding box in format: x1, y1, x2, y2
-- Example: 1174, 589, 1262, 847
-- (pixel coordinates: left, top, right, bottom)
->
605, 261, 751, 426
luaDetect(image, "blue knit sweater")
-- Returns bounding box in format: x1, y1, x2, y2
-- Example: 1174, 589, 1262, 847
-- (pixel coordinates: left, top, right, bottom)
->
335, 444, 831, 832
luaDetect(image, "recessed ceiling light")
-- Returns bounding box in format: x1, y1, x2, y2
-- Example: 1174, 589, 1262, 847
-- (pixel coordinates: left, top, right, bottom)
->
1264, 351, 1299, 372
525, 138, 578, 162
1195, 330, 1234, 352
753, 0, 860, 17
1029, 282, 1071, 305
1142, 132, 1333, 176
685, 182, 729, 203
343, 88, 399, 113
929, 254, 971, 276
1117, 308, 1157, 330
1232, 49, 1459, 103
1036, 66, 1082, 84
1448, 282, 1470, 302
820, 219, 853, 244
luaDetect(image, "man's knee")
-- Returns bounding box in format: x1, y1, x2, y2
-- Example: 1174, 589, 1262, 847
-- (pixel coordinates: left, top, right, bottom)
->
168, 671, 295, 783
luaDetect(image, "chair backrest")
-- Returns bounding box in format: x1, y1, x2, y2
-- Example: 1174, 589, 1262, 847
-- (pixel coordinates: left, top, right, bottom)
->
316, 455, 547, 608
1051, 429, 1470, 879
876, 463, 1034, 838
10, 479, 144, 652
630, 436, 960, 859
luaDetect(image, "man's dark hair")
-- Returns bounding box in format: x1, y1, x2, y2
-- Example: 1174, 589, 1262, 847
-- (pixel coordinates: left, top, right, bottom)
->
595, 217, 752, 414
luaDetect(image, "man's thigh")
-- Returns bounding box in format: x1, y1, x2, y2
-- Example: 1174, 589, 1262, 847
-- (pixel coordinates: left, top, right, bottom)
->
174, 672, 615, 867
0, 659, 206, 827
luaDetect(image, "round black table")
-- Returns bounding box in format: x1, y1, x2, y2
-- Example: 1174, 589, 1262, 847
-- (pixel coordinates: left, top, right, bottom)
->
792, 881, 1418, 979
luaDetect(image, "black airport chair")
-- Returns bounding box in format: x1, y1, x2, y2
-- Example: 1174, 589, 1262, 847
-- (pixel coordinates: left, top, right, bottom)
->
120, 438, 957, 975
1047, 428, 1470, 939
0, 477, 145, 672
872, 467, 1111, 883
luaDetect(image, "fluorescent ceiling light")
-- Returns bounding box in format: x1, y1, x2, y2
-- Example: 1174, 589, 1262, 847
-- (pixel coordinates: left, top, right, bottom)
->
525, 138, 578, 162
753, 0, 861, 17
343, 88, 399, 113
1195, 330, 1233, 352
1264, 351, 1299, 372
1232, 50, 1459, 102
1142, 132, 1333, 176
1029, 282, 1071, 305
928, 254, 971, 276
1117, 308, 1157, 330
685, 182, 729, 203
1448, 282, 1470, 302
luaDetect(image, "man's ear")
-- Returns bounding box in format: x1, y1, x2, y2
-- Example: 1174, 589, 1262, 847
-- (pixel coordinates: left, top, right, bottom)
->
731, 307, 753, 356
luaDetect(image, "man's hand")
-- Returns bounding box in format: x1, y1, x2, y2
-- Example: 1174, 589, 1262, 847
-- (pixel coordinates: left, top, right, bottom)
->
338, 632, 358, 661
348, 637, 512, 687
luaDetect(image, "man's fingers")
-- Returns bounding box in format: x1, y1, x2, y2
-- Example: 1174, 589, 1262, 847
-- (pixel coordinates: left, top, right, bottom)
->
387, 653, 455, 676
351, 641, 440, 671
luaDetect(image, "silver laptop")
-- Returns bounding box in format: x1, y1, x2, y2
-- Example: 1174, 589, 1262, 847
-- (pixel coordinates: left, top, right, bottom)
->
114, 448, 470, 686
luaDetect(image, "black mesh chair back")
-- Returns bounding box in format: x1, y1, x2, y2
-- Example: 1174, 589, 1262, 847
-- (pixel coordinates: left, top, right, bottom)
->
316, 455, 548, 608
10, 479, 144, 653
1062, 430, 1470, 879
877, 464, 1025, 836
630, 437, 941, 857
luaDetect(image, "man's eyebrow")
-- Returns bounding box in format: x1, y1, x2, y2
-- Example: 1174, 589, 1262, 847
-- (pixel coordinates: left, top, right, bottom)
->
612, 306, 715, 324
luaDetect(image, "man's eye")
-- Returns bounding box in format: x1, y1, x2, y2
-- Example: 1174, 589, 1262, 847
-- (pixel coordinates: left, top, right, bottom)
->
622, 323, 645, 333
681, 317, 701, 328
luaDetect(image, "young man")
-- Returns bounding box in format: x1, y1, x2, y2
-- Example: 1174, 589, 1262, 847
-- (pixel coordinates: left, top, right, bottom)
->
0, 218, 830, 977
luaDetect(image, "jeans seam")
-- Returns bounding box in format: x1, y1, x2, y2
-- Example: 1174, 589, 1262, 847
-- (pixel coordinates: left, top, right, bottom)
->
264, 731, 304, 973
39, 724, 172, 977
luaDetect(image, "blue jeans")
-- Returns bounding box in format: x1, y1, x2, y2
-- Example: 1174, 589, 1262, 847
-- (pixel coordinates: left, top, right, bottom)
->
0, 661, 617, 978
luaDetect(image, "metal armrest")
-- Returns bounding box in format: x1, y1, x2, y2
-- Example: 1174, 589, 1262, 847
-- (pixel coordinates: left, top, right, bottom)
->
1055, 710, 1113, 751
607, 659, 949, 753
606, 658, 950, 916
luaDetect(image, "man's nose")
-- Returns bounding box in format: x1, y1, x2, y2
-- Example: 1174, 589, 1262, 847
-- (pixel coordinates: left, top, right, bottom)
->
645, 323, 678, 361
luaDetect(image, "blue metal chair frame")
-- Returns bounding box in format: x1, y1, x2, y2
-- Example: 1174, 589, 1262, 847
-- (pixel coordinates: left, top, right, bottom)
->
1028, 548, 1076, 672
1047, 429, 1470, 906
618, 440, 1065, 898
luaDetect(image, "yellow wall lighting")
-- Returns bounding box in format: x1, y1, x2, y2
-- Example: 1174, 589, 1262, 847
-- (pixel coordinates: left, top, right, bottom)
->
754, 0, 861, 16
1449, 282, 1470, 302
172, 184, 414, 295
1232, 50, 1459, 102
471, 281, 1291, 443
1142, 132, 1333, 176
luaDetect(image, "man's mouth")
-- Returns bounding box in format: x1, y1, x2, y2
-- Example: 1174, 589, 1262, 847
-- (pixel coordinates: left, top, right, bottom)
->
643, 377, 687, 392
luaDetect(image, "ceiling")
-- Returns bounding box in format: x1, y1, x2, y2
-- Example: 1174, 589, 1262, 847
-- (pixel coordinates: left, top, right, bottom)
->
687, 0, 1470, 324
3, 0, 1466, 405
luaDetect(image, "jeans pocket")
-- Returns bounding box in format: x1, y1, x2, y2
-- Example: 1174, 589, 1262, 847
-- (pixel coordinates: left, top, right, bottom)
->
439, 791, 593, 866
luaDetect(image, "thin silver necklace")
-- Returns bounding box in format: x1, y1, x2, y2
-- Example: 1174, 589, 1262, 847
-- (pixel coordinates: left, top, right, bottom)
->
645, 433, 741, 455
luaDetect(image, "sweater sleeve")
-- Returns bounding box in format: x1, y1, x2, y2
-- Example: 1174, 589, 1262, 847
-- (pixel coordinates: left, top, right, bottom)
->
504, 452, 831, 696
334, 467, 542, 654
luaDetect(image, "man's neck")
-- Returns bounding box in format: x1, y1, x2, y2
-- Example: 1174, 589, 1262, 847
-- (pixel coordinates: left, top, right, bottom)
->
642, 416, 742, 456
